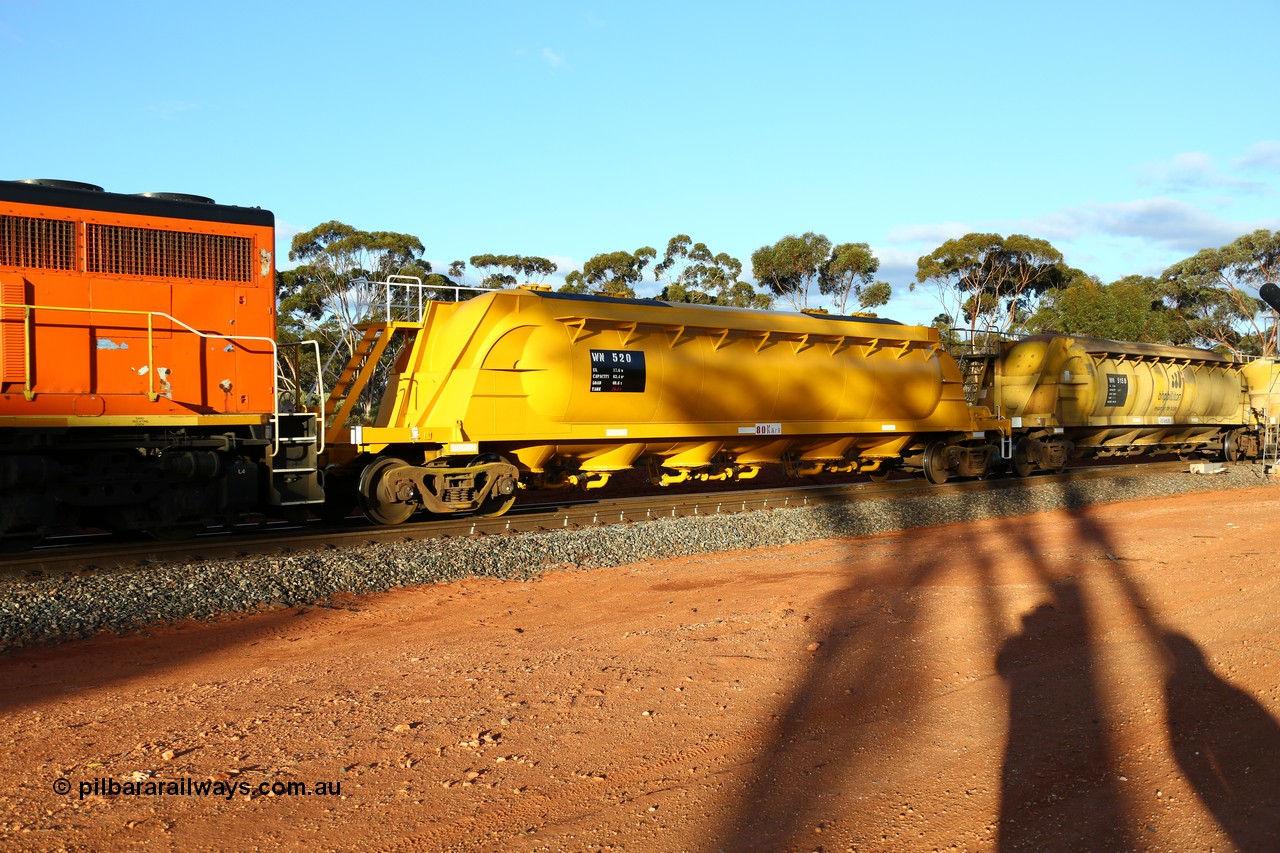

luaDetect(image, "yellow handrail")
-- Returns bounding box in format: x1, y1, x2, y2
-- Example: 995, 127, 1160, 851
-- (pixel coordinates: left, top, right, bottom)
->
1, 300, 323, 457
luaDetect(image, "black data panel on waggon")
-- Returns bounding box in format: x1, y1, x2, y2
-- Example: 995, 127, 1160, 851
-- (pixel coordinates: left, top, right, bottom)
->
590, 350, 646, 393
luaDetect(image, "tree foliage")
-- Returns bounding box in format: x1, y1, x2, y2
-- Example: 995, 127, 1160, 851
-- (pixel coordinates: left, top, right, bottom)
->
281, 221, 432, 420
819, 242, 891, 314
914, 233, 1070, 333
751, 233, 832, 311
1161, 229, 1280, 355
1028, 274, 1172, 343
653, 235, 772, 308
468, 254, 559, 289
560, 247, 656, 298
286, 221, 431, 340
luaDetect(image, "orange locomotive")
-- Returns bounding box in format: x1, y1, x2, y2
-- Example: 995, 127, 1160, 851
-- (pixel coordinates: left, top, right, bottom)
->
0, 179, 321, 548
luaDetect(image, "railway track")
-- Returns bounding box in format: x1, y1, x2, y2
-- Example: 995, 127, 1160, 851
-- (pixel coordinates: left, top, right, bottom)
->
0, 460, 1195, 578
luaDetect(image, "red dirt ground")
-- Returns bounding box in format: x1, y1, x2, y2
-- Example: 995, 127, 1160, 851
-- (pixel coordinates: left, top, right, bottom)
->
2, 486, 1279, 851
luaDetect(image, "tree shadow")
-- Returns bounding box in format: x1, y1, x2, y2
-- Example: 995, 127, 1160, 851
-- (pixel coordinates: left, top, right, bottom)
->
0, 609, 315, 718
995, 581, 1125, 850
1070, 496, 1280, 848
1162, 630, 1280, 851
717, 475, 1280, 851
716, 481, 1097, 850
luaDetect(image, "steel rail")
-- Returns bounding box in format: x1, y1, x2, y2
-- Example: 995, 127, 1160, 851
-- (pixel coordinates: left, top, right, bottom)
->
0, 460, 1216, 578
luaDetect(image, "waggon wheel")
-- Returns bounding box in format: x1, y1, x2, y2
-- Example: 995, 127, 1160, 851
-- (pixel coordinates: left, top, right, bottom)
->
1223, 430, 1240, 463
868, 468, 891, 483
359, 457, 416, 526
472, 454, 518, 518
1012, 441, 1035, 478
922, 441, 950, 485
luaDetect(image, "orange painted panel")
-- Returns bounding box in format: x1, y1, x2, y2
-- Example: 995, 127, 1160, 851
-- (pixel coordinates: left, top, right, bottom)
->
0, 181, 277, 419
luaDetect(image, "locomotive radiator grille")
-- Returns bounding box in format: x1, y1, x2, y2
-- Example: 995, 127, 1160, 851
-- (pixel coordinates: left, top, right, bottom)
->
0, 215, 76, 270
85, 224, 253, 282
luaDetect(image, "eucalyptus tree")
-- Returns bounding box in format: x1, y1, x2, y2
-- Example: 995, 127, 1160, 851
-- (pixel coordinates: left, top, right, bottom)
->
468, 254, 560, 289
818, 242, 891, 314
654, 234, 772, 308
469, 253, 522, 288
285, 221, 431, 420
1162, 229, 1280, 355
914, 233, 1069, 333
560, 247, 657, 298
1028, 274, 1172, 343
750, 232, 832, 311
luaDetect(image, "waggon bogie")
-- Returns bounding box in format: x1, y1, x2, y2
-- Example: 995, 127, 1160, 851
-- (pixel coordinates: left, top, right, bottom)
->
350, 450, 521, 523
902, 436, 998, 484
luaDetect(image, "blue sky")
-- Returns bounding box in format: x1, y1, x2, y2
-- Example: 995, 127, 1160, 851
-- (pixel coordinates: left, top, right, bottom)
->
4, 0, 1278, 324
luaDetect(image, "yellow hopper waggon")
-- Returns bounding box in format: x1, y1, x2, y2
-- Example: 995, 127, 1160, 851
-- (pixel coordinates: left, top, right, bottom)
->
321, 284, 1003, 523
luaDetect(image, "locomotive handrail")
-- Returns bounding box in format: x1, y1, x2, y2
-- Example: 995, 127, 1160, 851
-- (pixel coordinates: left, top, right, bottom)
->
277, 338, 326, 456
0, 300, 322, 458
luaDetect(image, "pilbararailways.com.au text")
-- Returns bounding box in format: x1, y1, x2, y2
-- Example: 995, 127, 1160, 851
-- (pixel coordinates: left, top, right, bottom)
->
55, 777, 343, 800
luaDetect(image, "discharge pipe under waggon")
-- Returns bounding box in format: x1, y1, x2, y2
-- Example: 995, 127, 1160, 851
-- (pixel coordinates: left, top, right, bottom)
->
324, 288, 994, 521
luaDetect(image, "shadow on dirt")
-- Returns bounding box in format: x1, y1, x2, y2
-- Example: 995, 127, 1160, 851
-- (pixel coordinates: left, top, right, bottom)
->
995, 580, 1125, 850
1162, 630, 1280, 851
718, 476, 1280, 851
0, 609, 319, 719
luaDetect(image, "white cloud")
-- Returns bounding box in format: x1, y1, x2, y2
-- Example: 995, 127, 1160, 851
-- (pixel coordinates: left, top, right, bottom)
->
885, 221, 971, 244
870, 246, 920, 281
889, 197, 1277, 258
1235, 140, 1280, 170
1136, 151, 1217, 187
1028, 197, 1271, 251
276, 218, 303, 245
540, 48, 565, 69
1136, 147, 1271, 193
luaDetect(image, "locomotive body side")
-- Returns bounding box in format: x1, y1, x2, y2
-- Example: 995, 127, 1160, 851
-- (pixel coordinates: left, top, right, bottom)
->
0, 180, 320, 547
326, 288, 989, 521
0, 180, 277, 420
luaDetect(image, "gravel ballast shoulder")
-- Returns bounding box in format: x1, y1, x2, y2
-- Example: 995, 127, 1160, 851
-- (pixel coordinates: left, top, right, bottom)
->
1, 466, 1273, 650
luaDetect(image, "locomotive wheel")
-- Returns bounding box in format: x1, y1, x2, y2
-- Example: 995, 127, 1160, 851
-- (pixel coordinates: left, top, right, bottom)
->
868, 468, 891, 483
472, 454, 518, 518
922, 441, 950, 485
1012, 441, 1035, 478
359, 457, 416, 526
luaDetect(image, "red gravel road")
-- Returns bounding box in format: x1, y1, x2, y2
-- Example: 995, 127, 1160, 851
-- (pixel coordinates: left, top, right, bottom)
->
2, 485, 1279, 851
